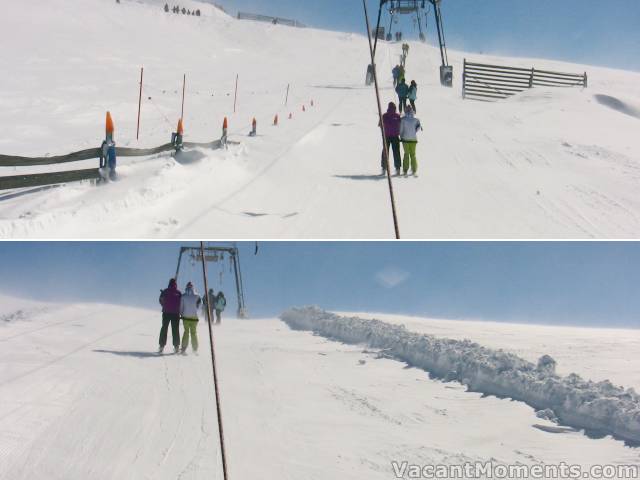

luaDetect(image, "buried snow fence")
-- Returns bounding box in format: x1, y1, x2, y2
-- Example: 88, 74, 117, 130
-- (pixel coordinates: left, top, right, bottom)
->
280, 307, 640, 445
462, 59, 588, 102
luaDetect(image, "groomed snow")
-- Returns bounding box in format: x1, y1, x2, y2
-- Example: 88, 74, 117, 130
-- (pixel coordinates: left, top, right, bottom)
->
281, 307, 640, 445
1, 0, 639, 238
1, 295, 639, 479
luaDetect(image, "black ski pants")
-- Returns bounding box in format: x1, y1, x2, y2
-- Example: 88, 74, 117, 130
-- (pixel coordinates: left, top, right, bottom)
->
382, 136, 402, 171
398, 97, 408, 113
159, 313, 180, 348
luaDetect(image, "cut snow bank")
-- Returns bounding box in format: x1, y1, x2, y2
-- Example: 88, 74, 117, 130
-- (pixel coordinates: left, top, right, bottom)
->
280, 307, 640, 445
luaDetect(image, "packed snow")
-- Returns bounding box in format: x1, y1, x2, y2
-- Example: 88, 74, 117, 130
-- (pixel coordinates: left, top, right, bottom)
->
281, 307, 640, 445
2, 294, 639, 479
1, 0, 639, 238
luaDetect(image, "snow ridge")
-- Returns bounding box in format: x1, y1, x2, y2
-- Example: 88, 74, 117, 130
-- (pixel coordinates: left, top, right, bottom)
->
280, 307, 640, 445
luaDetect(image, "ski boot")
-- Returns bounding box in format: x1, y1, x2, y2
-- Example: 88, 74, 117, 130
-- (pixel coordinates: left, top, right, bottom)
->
158, 346, 164, 354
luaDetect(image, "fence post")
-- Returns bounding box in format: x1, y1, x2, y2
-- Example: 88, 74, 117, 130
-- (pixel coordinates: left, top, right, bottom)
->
285, 83, 290, 106
462, 58, 466, 99
529, 67, 534, 89
584, 72, 588, 88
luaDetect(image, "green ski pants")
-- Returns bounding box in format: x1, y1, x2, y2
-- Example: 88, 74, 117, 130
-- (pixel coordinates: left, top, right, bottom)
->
402, 141, 418, 174
181, 318, 199, 352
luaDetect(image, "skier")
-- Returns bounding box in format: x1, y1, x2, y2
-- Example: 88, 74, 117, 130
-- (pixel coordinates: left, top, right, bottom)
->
402, 43, 410, 59
408, 80, 418, 113
366, 64, 374, 86
395, 78, 409, 113
379, 102, 402, 176
392, 65, 401, 87
214, 291, 227, 325
158, 278, 182, 354
400, 105, 423, 177
203, 288, 216, 317
180, 282, 201, 354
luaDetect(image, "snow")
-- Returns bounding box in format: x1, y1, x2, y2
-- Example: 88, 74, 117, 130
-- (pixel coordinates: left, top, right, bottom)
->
1, 0, 639, 238
2, 294, 639, 479
281, 307, 640, 445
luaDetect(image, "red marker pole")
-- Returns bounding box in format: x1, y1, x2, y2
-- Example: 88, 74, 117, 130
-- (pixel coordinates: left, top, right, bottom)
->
233, 74, 239, 113
181, 73, 186, 120
136, 67, 143, 140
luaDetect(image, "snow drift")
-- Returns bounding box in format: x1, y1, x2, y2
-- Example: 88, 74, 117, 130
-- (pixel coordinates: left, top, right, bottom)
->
280, 307, 640, 445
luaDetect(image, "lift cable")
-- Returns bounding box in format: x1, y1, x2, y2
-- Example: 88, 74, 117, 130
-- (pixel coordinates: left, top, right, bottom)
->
363, 0, 401, 239
199, 242, 230, 480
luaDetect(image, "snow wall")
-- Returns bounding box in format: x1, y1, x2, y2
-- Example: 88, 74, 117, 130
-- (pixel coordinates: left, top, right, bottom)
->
280, 307, 640, 445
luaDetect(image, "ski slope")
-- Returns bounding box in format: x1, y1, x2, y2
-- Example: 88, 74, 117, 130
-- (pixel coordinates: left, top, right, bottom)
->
1, 294, 639, 479
0, 0, 639, 239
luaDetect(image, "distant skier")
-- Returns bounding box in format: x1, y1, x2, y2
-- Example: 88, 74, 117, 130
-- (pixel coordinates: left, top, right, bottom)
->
400, 105, 423, 177
408, 80, 418, 113
380, 102, 402, 176
396, 78, 409, 113
366, 64, 374, 86
214, 291, 227, 325
180, 282, 201, 354
158, 278, 182, 354
203, 288, 216, 317
392, 65, 401, 87
402, 43, 410, 59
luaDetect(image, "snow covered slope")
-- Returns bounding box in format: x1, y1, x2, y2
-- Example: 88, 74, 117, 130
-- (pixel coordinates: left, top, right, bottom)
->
1, 295, 639, 479
0, 0, 639, 238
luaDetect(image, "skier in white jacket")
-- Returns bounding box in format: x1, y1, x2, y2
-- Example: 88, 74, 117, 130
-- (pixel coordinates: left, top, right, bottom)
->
399, 105, 423, 177
180, 282, 202, 354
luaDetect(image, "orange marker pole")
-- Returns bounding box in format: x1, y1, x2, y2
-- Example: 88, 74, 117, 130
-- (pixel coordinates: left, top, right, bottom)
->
273, 114, 278, 126
181, 74, 186, 120
222, 117, 228, 146
102, 111, 116, 174
106, 111, 115, 141
173, 118, 184, 151
233, 74, 239, 113
136, 67, 144, 140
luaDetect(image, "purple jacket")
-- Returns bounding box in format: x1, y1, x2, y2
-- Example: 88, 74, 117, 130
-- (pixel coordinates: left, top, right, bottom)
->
382, 105, 401, 137
160, 283, 182, 315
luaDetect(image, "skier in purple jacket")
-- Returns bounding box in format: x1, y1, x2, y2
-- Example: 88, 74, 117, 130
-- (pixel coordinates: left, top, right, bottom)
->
380, 102, 402, 175
158, 278, 182, 353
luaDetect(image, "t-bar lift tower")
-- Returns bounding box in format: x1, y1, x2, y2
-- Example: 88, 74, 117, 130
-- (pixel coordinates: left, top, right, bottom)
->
175, 245, 248, 318
371, 0, 452, 87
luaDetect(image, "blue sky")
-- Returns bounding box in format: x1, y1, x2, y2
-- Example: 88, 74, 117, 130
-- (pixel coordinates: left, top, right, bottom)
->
212, 0, 640, 71
0, 242, 638, 328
